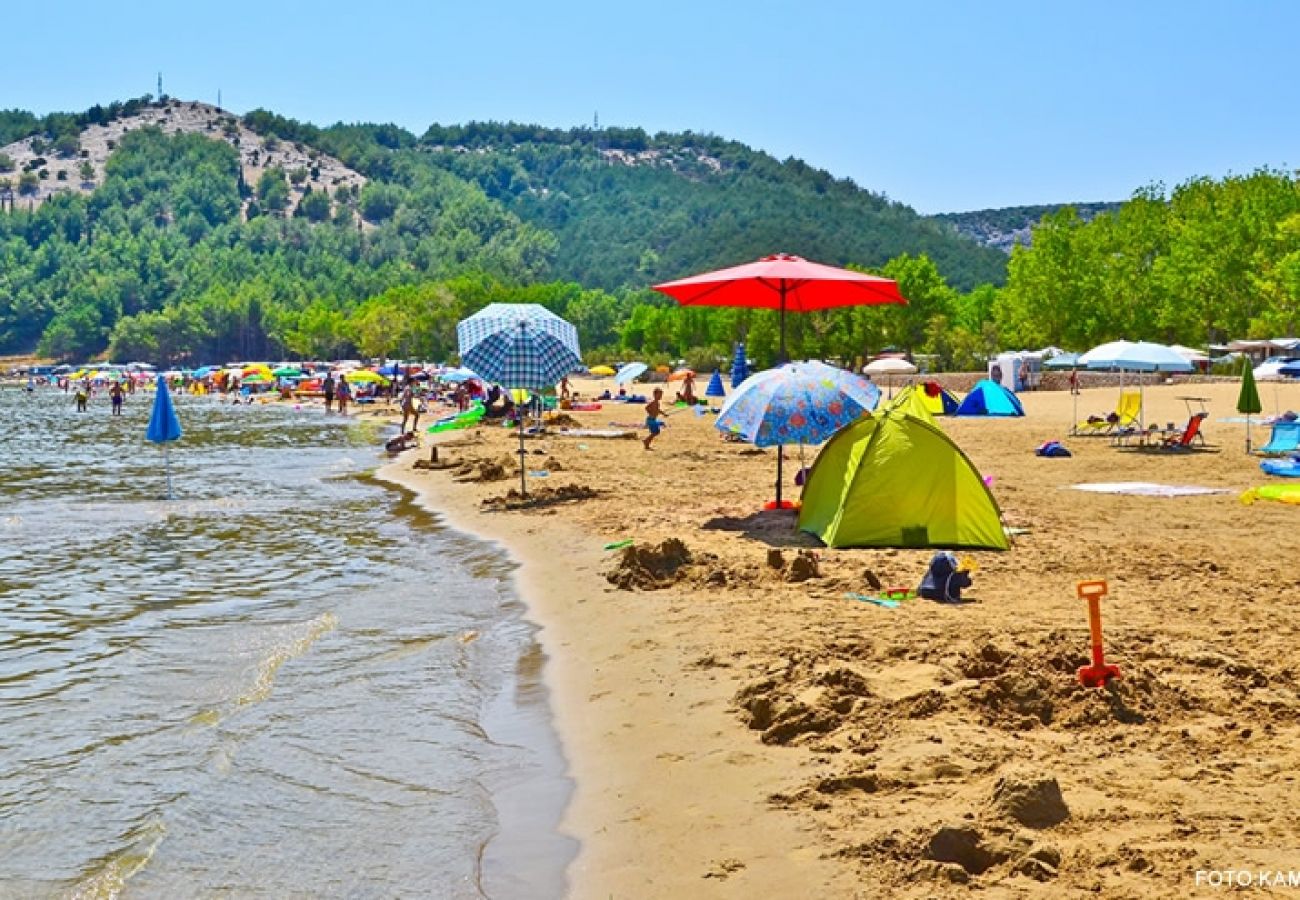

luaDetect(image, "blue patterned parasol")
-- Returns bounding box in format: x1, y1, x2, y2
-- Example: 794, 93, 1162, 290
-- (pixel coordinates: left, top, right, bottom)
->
457, 303, 582, 391
716, 361, 879, 447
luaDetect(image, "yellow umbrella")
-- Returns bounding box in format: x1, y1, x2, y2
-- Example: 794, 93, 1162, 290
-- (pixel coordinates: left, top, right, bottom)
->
345, 370, 390, 385
242, 363, 274, 380
510, 388, 532, 404
589, 365, 616, 377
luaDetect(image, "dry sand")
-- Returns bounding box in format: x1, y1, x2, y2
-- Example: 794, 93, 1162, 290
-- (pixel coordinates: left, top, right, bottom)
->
380, 378, 1300, 898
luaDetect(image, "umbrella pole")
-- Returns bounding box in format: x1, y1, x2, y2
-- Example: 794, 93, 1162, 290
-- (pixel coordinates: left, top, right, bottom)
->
164, 446, 173, 501
778, 284, 788, 364
518, 414, 527, 498
776, 445, 783, 508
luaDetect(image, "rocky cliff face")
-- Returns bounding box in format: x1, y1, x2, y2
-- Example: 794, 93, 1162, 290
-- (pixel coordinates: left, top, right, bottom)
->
933, 202, 1122, 253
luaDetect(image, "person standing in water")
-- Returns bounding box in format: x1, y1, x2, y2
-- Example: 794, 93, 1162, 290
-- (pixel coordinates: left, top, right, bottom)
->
336, 374, 351, 415
399, 382, 420, 433
109, 381, 125, 416
75, 382, 89, 412
323, 373, 335, 413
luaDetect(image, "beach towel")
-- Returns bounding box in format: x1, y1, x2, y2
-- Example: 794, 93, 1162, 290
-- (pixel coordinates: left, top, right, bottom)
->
1071, 482, 1233, 497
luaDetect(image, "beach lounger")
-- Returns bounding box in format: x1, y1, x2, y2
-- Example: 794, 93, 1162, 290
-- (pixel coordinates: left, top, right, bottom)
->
1256, 420, 1300, 455
1076, 390, 1141, 436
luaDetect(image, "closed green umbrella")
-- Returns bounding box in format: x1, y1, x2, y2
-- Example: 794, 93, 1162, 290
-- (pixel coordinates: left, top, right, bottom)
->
1238, 357, 1262, 453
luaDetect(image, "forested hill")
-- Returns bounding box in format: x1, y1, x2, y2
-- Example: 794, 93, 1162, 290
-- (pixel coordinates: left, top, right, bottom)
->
934, 202, 1122, 253
409, 122, 1009, 292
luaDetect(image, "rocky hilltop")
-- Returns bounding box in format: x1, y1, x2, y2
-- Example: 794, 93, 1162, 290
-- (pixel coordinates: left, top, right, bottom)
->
0, 99, 365, 216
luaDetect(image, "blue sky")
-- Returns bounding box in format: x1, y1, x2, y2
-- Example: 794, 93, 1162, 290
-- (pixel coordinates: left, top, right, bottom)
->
3, 0, 1296, 213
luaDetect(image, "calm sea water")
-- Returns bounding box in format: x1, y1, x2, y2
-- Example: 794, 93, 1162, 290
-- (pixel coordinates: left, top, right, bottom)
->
0, 386, 573, 898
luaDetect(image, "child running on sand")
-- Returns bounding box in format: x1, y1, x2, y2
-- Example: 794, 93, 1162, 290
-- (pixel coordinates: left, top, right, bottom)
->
643, 388, 665, 450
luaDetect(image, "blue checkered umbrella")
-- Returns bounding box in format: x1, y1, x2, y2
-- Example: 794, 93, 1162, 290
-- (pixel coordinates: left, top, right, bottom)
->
457, 303, 582, 391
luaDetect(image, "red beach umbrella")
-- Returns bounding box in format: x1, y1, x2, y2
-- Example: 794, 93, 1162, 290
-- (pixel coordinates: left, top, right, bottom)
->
652, 253, 906, 363
654, 253, 906, 509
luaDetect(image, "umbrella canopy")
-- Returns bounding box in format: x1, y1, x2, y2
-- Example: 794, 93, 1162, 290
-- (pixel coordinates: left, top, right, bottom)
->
667, 368, 695, 382
457, 303, 582, 391
345, 370, 389, 385
615, 362, 648, 385
863, 357, 918, 376
146, 376, 182, 444
1079, 340, 1193, 373
440, 367, 480, 383
242, 373, 272, 385
654, 253, 906, 362
272, 365, 304, 377
716, 361, 880, 507
1043, 352, 1082, 370
589, 365, 616, 377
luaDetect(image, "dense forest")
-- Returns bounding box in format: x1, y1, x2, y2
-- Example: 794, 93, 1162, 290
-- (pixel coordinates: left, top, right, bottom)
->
1, 98, 1298, 370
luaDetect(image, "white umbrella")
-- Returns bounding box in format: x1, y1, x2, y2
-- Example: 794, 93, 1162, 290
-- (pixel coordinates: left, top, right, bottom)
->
615, 362, 648, 385
863, 357, 917, 399
1080, 341, 1193, 429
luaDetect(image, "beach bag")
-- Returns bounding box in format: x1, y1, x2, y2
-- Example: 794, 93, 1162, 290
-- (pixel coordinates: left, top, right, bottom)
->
917, 551, 972, 603
1035, 440, 1072, 458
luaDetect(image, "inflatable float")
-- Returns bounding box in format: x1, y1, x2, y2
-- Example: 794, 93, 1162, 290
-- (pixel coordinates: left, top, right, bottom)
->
1259, 457, 1300, 477
1240, 483, 1300, 505
427, 402, 485, 434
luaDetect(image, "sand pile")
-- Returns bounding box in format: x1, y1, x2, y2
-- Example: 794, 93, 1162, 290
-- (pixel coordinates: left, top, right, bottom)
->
481, 484, 598, 511
453, 453, 517, 483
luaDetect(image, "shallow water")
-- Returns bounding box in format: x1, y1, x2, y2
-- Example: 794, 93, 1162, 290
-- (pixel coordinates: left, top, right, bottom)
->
0, 386, 573, 898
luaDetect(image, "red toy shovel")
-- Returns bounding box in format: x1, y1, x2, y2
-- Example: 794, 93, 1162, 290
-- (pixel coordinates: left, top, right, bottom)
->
1076, 580, 1122, 687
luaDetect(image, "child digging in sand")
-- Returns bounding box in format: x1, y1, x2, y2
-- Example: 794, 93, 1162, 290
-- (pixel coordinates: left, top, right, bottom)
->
644, 388, 665, 450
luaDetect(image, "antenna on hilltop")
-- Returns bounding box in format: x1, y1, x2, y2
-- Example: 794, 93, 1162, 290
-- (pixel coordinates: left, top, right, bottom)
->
157, 72, 164, 100
217, 89, 222, 110
594, 110, 599, 130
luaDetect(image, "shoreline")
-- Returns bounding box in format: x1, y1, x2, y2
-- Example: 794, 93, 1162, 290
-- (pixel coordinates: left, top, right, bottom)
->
376, 449, 854, 898
370, 378, 1300, 898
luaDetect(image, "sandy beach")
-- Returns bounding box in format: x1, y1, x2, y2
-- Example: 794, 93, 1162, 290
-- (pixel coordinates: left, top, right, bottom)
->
380, 377, 1300, 898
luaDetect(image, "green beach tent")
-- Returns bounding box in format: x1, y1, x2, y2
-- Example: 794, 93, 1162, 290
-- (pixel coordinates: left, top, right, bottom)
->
887, 381, 961, 418
798, 408, 1009, 550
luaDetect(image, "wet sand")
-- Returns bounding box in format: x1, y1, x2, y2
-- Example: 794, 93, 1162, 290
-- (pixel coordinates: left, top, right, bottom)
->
382, 378, 1300, 898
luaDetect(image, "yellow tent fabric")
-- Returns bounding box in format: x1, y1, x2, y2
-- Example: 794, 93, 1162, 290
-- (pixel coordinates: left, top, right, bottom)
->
798, 408, 1009, 550
885, 386, 938, 427
589, 365, 616, 376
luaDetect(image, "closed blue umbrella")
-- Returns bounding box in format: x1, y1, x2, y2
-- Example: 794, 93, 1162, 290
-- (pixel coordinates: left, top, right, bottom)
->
145, 375, 182, 499
716, 361, 879, 508
705, 370, 727, 398
730, 343, 750, 388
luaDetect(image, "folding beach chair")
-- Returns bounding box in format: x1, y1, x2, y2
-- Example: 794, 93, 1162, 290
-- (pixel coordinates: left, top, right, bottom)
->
1161, 412, 1208, 449
1255, 420, 1300, 456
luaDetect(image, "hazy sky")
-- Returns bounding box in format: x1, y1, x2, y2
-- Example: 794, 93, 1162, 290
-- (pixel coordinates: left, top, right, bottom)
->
4, 0, 1296, 213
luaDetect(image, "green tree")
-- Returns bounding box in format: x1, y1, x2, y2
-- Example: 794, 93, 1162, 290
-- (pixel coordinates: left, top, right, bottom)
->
297, 188, 331, 222
257, 167, 290, 213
